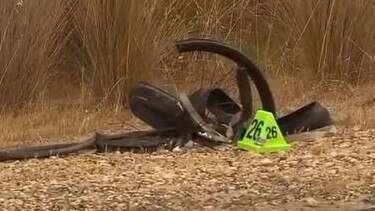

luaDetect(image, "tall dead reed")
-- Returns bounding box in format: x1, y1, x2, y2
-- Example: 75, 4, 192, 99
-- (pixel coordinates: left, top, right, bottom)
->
0, 0, 68, 110
264, 0, 375, 81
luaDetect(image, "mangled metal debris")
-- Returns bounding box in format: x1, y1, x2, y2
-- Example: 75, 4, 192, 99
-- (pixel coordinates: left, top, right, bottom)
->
0, 38, 334, 162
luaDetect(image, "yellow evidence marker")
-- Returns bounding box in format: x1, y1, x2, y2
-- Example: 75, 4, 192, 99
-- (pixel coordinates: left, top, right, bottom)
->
237, 110, 291, 153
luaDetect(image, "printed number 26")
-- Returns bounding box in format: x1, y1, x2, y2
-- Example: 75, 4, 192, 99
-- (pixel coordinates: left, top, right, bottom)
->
266, 126, 278, 139
246, 119, 264, 141
246, 119, 278, 140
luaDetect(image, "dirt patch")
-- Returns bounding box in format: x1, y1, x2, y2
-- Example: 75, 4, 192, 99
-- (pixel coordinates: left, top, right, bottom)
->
0, 128, 374, 210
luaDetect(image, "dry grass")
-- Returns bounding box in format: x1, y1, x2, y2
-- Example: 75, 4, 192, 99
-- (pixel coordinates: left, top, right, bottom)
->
0, 102, 138, 148
0, 0, 68, 109
265, 0, 375, 80
63, 0, 194, 110
0, 0, 374, 145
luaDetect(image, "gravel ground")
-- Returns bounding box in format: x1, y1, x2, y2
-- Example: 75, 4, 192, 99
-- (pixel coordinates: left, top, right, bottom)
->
0, 128, 374, 210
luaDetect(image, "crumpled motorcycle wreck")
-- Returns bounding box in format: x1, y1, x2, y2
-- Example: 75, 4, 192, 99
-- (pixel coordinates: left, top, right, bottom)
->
0, 38, 334, 162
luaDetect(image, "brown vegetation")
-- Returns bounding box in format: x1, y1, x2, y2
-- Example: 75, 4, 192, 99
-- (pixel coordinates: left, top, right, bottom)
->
0, 0, 374, 145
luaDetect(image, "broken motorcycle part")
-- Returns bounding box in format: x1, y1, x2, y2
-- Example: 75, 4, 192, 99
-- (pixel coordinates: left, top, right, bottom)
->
277, 102, 334, 135
174, 38, 334, 137
0, 130, 185, 162
0, 38, 334, 162
129, 83, 231, 143
129, 82, 197, 135
175, 38, 276, 116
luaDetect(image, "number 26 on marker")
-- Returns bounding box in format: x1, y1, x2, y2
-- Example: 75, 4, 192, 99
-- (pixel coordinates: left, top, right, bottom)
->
246, 119, 278, 140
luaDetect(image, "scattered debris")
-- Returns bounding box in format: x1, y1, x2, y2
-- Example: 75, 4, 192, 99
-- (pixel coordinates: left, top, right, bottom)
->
0, 38, 335, 162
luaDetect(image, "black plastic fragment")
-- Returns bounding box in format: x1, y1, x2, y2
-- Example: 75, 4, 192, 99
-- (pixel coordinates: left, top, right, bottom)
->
129, 82, 196, 134
189, 88, 241, 125
277, 102, 334, 135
